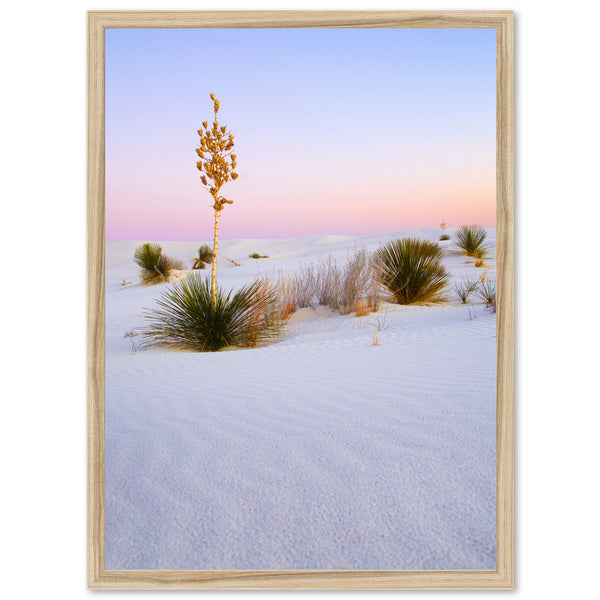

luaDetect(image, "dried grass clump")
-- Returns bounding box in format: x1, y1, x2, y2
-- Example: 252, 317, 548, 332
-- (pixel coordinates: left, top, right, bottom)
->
274, 249, 382, 317
374, 238, 450, 305
140, 275, 284, 352
473, 246, 488, 268
316, 255, 342, 309
295, 263, 319, 308
134, 242, 181, 285
338, 248, 381, 315
276, 271, 299, 318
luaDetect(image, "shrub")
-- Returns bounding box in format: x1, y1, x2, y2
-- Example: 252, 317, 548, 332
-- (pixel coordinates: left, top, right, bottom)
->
316, 255, 342, 309
295, 263, 319, 308
473, 246, 488, 267
276, 271, 298, 318
440, 219, 448, 240
133, 242, 180, 285
374, 238, 450, 304
339, 248, 380, 315
275, 249, 381, 316
477, 280, 497, 312
192, 244, 213, 269
453, 277, 480, 304
455, 225, 487, 257
140, 275, 284, 351
249, 252, 269, 259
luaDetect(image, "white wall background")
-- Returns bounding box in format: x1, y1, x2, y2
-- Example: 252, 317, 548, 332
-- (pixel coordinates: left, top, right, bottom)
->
1, 0, 598, 597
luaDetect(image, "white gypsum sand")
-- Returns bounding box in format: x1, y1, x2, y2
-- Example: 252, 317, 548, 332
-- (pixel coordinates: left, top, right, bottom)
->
104, 228, 497, 570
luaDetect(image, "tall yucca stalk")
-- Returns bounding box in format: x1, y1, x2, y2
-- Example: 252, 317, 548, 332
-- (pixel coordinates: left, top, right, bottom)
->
196, 94, 239, 308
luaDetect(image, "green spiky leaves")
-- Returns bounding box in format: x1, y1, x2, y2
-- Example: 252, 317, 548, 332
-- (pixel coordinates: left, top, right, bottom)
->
140, 275, 284, 351
374, 238, 450, 305
133, 242, 180, 286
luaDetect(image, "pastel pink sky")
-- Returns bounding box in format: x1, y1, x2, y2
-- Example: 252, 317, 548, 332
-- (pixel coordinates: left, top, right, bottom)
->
105, 28, 496, 241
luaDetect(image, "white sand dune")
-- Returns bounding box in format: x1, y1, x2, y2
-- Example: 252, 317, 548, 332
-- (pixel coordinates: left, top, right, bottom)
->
105, 228, 497, 570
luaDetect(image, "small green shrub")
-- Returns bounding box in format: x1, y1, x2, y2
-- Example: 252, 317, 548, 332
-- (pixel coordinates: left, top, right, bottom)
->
455, 225, 487, 257
249, 253, 269, 259
374, 238, 450, 304
439, 234, 450, 241
192, 244, 213, 269
140, 275, 284, 351
477, 280, 497, 312
133, 242, 180, 285
453, 277, 480, 304
472, 246, 488, 267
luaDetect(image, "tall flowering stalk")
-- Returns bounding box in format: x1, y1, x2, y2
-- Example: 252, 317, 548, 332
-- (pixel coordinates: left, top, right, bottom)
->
196, 93, 239, 307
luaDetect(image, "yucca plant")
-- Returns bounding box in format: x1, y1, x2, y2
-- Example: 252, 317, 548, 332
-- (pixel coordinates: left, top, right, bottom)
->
439, 219, 450, 241
477, 280, 497, 312
139, 275, 284, 352
191, 244, 214, 269
472, 246, 488, 267
196, 94, 239, 307
133, 242, 180, 285
374, 238, 450, 304
453, 276, 480, 304
455, 225, 487, 257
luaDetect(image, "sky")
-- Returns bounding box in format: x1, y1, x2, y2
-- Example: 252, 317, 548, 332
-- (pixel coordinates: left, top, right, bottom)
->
105, 27, 496, 242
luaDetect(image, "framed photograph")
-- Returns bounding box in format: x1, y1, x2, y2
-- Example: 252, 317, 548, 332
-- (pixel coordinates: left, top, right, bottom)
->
88, 10, 513, 589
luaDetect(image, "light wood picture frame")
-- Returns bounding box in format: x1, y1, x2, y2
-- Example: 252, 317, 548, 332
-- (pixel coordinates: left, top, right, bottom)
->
88, 10, 513, 589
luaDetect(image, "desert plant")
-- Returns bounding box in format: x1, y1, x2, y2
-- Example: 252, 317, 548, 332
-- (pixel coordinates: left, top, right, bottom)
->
455, 225, 487, 257
133, 242, 180, 285
192, 244, 214, 269
276, 271, 299, 318
473, 246, 488, 267
249, 253, 269, 259
453, 276, 480, 304
339, 248, 380, 315
196, 93, 239, 307
477, 280, 497, 312
365, 269, 382, 313
374, 238, 450, 304
368, 312, 389, 346
241, 279, 283, 347
140, 275, 283, 352
295, 263, 319, 308
275, 250, 381, 316
316, 255, 342, 309
439, 219, 450, 241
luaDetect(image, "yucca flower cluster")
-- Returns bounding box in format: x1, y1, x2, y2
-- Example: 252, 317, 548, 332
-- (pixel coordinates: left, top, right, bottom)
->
196, 93, 238, 212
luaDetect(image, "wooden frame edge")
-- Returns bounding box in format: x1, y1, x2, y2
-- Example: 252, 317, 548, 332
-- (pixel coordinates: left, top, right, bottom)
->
87, 10, 514, 590
87, 9, 106, 588
496, 9, 515, 590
